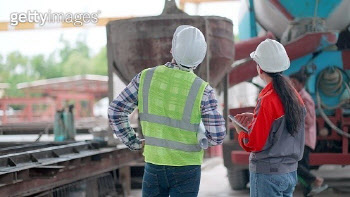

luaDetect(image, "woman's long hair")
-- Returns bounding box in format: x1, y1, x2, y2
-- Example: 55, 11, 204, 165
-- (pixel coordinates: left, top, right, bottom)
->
266, 72, 304, 136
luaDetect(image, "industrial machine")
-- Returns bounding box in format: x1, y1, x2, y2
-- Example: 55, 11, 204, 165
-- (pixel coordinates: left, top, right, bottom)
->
106, 0, 235, 90
224, 0, 350, 191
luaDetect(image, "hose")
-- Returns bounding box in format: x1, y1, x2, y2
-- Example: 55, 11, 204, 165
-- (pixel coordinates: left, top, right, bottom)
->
316, 66, 350, 138
319, 68, 344, 97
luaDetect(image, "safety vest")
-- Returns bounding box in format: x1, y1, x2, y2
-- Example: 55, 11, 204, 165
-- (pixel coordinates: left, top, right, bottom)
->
138, 65, 208, 166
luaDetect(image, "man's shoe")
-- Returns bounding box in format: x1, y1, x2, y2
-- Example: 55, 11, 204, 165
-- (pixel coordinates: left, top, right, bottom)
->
307, 184, 328, 196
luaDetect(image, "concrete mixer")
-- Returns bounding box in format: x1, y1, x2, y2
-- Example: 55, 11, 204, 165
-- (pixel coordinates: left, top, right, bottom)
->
106, 0, 234, 90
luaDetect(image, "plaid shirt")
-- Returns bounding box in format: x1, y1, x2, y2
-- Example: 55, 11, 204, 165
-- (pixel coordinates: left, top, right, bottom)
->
108, 62, 226, 150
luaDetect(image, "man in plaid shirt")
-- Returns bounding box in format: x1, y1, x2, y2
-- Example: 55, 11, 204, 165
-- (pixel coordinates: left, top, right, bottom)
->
108, 25, 226, 197
108, 62, 226, 150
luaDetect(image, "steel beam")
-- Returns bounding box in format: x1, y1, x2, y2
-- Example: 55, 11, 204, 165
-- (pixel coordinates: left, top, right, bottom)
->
0, 142, 142, 196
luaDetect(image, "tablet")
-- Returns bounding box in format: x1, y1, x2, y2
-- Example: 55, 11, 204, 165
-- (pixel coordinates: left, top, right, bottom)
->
228, 115, 249, 132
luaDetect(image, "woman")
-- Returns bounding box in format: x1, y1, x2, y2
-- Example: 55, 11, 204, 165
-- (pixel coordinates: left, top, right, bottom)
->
290, 70, 328, 196
233, 39, 305, 197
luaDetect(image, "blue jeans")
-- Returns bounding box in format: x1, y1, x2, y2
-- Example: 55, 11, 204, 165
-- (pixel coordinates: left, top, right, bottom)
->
250, 171, 297, 197
142, 162, 201, 197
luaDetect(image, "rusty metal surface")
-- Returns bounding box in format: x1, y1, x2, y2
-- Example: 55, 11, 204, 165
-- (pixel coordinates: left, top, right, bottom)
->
0, 116, 108, 135
107, 0, 234, 88
33, 173, 118, 197
0, 141, 142, 197
0, 142, 69, 155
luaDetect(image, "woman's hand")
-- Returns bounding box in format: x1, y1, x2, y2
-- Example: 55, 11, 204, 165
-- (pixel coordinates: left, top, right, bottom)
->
232, 123, 243, 134
234, 112, 253, 128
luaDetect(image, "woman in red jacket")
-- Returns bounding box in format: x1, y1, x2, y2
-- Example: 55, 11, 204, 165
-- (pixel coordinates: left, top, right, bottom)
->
233, 39, 306, 197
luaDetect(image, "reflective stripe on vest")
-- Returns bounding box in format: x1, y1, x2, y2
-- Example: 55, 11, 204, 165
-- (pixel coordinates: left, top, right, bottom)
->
140, 67, 203, 152
145, 136, 201, 152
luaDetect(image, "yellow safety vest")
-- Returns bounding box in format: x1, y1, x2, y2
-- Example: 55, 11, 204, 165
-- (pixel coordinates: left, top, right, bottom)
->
138, 65, 208, 166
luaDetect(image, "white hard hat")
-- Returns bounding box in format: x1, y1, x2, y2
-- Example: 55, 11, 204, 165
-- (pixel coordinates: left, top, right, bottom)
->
172, 25, 207, 68
250, 39, 290, 73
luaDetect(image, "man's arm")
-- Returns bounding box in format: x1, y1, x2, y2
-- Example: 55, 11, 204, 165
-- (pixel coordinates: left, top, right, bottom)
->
201, 85, 226, 146
108, 73, 143, 150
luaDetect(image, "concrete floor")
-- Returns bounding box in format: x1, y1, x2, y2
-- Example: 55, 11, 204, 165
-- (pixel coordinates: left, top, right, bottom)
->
129, 158, 350, 197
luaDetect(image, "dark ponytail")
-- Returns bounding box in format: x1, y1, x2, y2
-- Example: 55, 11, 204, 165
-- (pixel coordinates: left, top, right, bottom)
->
266, 72, 304, 136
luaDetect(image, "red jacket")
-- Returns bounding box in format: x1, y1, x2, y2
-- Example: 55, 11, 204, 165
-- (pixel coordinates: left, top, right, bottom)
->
238, 82, 305, 174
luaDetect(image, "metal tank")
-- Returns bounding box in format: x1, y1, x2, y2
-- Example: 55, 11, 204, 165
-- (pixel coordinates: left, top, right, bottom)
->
106, 0, 234, 88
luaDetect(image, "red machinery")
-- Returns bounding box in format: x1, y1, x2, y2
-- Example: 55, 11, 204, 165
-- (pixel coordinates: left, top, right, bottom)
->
223, 0, 350, 191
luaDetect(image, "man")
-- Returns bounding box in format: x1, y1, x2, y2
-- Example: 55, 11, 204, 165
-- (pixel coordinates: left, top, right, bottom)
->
108, 25, 226, 197
290, 70, 328, 197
